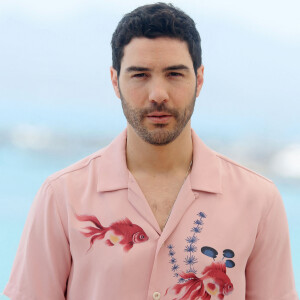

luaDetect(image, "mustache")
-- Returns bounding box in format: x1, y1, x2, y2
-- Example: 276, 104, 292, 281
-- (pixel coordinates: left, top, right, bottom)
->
140, 103, 179, 118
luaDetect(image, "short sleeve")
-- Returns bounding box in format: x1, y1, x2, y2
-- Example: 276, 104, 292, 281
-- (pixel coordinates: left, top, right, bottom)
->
245, 184, 298, 299
3, 179, 71, 300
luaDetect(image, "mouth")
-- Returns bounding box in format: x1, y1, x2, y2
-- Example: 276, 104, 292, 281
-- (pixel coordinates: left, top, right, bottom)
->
146, 112, 173, 124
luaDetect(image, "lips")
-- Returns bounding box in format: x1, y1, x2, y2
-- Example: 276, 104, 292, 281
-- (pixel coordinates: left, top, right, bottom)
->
147, 112, 172, 117
146, 112, 173, 124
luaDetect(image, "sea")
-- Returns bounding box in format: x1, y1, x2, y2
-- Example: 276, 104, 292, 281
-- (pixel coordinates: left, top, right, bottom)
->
0, 122, 299, 296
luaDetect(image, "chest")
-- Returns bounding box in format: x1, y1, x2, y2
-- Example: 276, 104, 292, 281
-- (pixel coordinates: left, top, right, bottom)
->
135, 177, 186, 232
71, 187, 252, 300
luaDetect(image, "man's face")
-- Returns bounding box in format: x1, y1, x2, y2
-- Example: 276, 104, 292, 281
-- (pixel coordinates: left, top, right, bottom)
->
111, 37, 204, 145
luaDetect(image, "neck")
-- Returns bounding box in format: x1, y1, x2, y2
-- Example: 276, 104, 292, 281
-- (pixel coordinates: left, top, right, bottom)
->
126, 123, 193, 177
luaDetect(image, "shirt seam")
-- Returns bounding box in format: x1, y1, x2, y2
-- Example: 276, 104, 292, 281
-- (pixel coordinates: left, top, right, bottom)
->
48, 152, 104, 185
216, 153, 273, 184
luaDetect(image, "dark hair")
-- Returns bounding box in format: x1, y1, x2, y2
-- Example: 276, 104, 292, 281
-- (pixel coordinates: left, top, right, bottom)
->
111, 2, 202, 76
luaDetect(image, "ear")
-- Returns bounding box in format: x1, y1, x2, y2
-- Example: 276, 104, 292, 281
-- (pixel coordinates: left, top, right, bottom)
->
110, 66, 121, 99
195, 65, 204, 97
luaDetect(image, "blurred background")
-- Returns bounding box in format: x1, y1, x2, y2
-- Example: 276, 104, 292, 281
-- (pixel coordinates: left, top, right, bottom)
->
0, 0, 299, 296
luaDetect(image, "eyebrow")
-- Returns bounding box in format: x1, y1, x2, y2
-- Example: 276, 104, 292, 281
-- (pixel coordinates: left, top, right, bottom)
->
163, 64, 190, 72
125, 64, 190, 73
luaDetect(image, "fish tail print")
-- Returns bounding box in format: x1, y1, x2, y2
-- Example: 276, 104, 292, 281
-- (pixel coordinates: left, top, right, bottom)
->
75, 213, 109, 251
75, 214, 103, 229
165, 273, 205, 300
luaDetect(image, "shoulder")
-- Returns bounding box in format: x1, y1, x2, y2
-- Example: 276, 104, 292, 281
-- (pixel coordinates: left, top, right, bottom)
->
214, 150, 281, 217
191, 129, 277, 201
216, 149, 277, 192
40, 130, 127, 197
46, 144, 109, 186
216, 151, 273, 184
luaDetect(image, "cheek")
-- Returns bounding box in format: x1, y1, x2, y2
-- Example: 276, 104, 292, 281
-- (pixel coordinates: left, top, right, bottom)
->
170, 90, 195, 107
171, 81, 196, 99
122, 84, 146, 105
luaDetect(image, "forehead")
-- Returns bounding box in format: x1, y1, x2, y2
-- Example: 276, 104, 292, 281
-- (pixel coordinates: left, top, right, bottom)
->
120, 37, 193, 70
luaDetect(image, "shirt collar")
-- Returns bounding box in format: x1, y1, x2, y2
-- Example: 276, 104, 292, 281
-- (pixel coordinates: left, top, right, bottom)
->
190, 129, 222, 194
97, 129, 129, 192
97, 128, 222, 194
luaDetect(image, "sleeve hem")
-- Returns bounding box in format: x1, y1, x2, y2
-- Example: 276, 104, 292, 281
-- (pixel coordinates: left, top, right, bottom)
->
3, 284, 32, 300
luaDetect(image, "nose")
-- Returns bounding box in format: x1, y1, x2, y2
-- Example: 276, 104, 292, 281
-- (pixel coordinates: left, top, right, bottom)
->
148, 79, 169, 104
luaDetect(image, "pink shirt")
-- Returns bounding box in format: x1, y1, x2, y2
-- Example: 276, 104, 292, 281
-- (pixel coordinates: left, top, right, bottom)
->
4, 129, 298, 300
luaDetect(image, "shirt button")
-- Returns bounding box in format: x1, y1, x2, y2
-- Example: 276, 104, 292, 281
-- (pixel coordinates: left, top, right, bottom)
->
153, 291, 161, 300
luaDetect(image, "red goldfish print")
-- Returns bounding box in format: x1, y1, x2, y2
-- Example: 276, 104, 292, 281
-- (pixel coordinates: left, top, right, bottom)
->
165, 262, 233, 300
75, 214, 149, 252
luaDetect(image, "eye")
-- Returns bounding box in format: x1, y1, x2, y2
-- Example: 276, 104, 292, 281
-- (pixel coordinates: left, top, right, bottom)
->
132, 73, 147, 78
140, 235, 144, 239
169, 72, 183, 77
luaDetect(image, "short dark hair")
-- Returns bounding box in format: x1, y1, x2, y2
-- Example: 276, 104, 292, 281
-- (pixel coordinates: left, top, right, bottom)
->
111, 2, 202, 76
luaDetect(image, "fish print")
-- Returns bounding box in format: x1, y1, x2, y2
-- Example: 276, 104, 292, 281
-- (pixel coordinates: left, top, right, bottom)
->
75, 214, 149, 252
165, 262, 233, 300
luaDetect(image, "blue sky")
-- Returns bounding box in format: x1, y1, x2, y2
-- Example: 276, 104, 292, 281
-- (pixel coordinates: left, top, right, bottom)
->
1, 0, 299, 120
1, 0, 300, 168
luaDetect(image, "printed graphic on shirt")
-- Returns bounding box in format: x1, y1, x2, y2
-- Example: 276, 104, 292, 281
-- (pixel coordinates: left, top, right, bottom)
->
165, 211, 235, 299
75, 213, 149, 252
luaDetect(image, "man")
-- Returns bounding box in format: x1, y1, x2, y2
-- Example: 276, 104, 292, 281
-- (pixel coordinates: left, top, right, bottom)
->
4, 3, 298, 300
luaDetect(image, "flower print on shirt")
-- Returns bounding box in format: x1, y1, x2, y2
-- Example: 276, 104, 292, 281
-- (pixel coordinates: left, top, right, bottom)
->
166, 211, 236, 299
75, 213, 149, 252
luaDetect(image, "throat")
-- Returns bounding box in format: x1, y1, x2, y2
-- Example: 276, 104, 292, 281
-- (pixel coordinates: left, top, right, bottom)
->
126, 123, 193, 175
